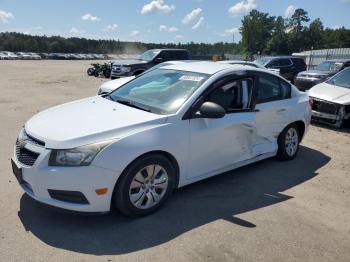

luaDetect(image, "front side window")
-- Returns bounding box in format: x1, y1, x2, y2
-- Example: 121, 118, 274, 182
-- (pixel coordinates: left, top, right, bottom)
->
266, 59, 279, 68
109, 69, 209, 114
139, 50, 160, 61
206, 78, 253, 112
257, 74, 291, 103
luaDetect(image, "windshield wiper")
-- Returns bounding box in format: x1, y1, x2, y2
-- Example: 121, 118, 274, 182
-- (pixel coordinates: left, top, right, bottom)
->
116, 99, 151, 112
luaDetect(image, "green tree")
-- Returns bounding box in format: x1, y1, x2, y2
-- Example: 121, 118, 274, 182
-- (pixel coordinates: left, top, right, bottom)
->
240, 10, 275, 54
266, 16, 289, 55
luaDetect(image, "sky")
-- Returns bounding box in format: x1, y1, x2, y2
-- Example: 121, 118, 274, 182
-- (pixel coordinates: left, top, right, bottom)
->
0, 0, 349, 43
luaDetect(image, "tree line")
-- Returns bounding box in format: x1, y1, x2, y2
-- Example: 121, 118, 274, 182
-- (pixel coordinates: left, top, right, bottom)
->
241, 8, 350, 55
0, 8, 349, 56
0, 32, 239, 56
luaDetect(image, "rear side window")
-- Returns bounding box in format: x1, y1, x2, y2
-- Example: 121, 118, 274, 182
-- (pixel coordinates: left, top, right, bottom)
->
280, 59, 292, 67
174, 51, 190, 60
257, 74, 291, 103
292, 58, 306, 67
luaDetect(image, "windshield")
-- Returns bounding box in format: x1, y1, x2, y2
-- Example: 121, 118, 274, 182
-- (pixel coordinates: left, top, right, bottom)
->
315, 61, 343, 71
109, 69, 209, 114
139, 50, 160, 61
254, 57, 271, 66
326, 67, 350, 89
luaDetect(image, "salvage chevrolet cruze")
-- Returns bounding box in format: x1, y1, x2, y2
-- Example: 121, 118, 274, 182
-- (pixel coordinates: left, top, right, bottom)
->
11, 62, 311, 216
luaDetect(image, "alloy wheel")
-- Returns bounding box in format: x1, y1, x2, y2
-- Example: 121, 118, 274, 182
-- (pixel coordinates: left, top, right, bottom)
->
128, 164, 169, 209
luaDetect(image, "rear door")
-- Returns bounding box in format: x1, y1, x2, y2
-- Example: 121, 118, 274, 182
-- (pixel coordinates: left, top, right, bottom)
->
188, 75, 258, 179
253, 72, 293, 154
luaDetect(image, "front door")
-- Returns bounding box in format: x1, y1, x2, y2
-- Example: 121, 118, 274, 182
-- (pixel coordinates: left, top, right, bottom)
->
188, 77, 257, 179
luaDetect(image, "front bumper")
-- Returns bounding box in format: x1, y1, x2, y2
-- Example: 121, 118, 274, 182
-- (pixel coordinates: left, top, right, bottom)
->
11, 143, 119, 213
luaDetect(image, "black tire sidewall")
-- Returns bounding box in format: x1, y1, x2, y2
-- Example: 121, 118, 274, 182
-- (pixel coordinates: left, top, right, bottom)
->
277, 124, 300, 161
114, 154, 176, 216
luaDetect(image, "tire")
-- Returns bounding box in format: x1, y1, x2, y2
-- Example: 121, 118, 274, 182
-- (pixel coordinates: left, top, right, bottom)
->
276, 124, 300, 161
87, 68, 94, 76
113, 154, 176, 216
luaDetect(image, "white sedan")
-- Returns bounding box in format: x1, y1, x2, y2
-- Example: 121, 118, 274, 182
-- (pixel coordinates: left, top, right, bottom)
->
12, 62, 311, 216
308, 67, 350, 127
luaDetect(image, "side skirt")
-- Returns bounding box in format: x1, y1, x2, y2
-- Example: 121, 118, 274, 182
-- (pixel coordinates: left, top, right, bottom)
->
179, 152, 276, 187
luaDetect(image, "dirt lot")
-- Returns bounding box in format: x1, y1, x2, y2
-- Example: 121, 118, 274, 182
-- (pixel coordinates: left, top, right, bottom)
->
0, 60, 349, 262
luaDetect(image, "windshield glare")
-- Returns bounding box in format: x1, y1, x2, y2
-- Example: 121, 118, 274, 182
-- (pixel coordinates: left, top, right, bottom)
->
109, 69, 209, 114
139, 50, 160, 61
315, 61, 343, 71
254, 57, 271, 66
327, 67, 350, 89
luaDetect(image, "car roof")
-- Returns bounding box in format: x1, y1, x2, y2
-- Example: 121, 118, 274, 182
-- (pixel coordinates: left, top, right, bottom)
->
150, 49, 188, 52
161, 61, 256, 75
324, 59, 350, 63
219, 60, 255, 64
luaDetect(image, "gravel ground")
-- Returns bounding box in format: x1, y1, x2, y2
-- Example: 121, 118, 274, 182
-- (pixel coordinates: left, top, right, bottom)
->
0, 60, 349, 262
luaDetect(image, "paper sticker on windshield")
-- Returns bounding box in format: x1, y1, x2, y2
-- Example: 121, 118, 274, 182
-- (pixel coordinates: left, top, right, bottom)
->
179, 75, 204, 82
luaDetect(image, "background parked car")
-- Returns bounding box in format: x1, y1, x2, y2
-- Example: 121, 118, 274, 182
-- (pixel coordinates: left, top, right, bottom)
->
16, 52, 32, 60
308, 67, 350, 127
2, 51, 19, 60
295, 59, 350, 91
255, 56, 306, 83
110, 49, 191, 79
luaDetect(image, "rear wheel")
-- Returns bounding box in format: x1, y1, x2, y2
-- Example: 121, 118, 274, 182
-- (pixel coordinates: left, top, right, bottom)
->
276, 124, 300, 161
113, 154, 176, 216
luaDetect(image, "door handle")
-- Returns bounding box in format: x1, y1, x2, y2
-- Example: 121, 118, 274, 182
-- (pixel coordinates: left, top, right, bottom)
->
241, 123, 255, 130
277, 108, 287, 113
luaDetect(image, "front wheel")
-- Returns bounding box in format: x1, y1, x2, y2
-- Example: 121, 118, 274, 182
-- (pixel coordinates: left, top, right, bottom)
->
87, 68, 94, 76
113, 154, 176, 216
276, 124, 300, 161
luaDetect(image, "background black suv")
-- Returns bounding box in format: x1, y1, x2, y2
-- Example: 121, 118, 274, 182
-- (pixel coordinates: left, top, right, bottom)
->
294, 59, 350, 91
255, 56, 307, 82
110, 49, 191, 79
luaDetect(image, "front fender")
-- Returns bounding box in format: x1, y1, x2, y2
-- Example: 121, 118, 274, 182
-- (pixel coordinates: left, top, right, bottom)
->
92, 119, 190, 187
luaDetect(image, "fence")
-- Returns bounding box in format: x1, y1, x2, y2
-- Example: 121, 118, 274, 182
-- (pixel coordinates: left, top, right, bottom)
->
292, 48, 350, 69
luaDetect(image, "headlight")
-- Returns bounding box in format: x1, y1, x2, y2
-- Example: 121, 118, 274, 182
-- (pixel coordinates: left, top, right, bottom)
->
49, 141, 112, 166
121, 66, 131, 73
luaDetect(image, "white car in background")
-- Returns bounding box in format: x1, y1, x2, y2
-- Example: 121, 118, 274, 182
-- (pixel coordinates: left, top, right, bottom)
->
97, 60, 196, 95
2, 51, 19, 59
308, 67, 350, 127
12, 62, 311, 216
16, 52, 32, 60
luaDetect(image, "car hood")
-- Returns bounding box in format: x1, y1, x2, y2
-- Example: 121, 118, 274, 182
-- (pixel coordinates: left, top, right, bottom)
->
99, 76, 135, 93
113, 59, 148, 66
25, 96, 168, 149
298, 70, 333, 77
308, 82, 350, 105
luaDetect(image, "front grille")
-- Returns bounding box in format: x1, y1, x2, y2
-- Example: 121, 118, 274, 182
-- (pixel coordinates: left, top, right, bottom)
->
312, 98, 339, 115
24, 130, 45, 147
16, 140, 40, 166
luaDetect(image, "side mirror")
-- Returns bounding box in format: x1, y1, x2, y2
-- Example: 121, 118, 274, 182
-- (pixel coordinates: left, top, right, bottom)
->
197, 102, 226, 119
